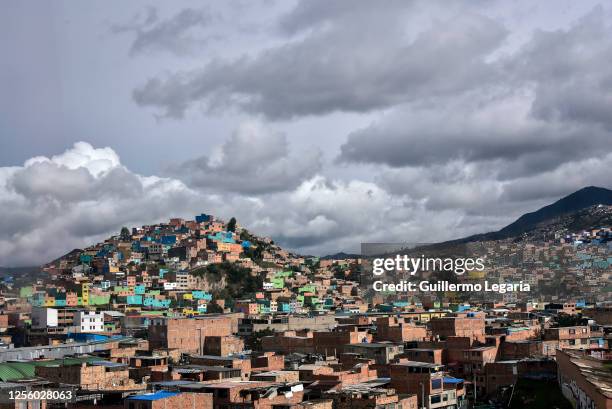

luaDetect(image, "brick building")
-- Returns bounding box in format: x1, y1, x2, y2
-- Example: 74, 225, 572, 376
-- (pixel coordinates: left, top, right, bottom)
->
390, 362, 463, 408
344, 343, 404, 364
430, 316, 486, 343
196, 381, 305, 409
125, 391, 213, 409
374, 317, 428, 343
500, 340, 557, 359
324, 385, 418, 409
311, 363, 378, 388
313, 329, 369, 355
400, 348, 444, 365
148, 317, 232, 354
203, 335, 244, 356
484, 359, 556, 397
251, 352, 285, 373
544, 326, 592, 350
35, 361, 136, 391
556, 349, 612, 409
261, 332, 314, 354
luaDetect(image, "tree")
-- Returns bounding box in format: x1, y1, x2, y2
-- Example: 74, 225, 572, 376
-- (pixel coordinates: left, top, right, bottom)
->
227, 217, 237, 232
120, 226, 131, 240
206, 302, 224, 314
247, 328, 275, 350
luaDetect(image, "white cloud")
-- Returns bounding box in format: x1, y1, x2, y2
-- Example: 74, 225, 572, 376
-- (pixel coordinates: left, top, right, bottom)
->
25, 141, 121, 176
0, 142, 215, 266
172, 121, 322, 195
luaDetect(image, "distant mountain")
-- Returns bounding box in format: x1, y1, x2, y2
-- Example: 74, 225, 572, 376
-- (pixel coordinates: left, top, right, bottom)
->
320, 252, 361, 260
457, 186, 612, 243
323, 186, 612, 256
0, 265, 41, 277
524, 204, 611, 238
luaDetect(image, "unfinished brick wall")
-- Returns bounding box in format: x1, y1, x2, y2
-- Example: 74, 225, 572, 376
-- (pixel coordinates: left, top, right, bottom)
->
35, 363, 134, 390
500, 341, 543, 359
375, 317, 427, 342
251, 352, 285, 372
148, 317, 232, 353
313, 330, 363, 355
125, 392, 213, 409
261, 334, 314, 354
203, 335, 244, 356
430, 317, 485, 343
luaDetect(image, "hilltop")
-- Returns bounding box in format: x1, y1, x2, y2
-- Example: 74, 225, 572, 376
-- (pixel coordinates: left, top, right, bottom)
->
38, 214, 312, 304
449, 186, 612, 244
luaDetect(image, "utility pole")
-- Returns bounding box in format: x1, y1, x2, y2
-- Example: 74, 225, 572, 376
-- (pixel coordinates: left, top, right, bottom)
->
196, 328, 203, 355
420, 381, 425, 409
508, 380, 517, 408
474, 371, 477, 403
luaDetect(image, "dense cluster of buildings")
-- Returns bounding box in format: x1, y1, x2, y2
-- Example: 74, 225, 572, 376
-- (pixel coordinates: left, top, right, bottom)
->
462, 226, 612, 304
0, 213, 610, 408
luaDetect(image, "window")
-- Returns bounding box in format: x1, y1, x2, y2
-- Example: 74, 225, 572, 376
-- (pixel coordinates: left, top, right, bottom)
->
431, 379, 442, 389
430, 395, 441, 404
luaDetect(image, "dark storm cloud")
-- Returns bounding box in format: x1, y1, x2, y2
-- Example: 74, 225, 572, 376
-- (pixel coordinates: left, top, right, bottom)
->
133, 4, 506, 119
338, 93, 612, 173
509, 7, 612, 130
113, 7, 212, 56
500, 153, 612, 202
337, 6, 612, 195
277, 0, 399, 35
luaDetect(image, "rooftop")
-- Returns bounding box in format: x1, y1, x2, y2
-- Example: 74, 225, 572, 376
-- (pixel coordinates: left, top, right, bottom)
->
0, 356, 105, 381
127, 391, 180, 401
393, 361, 444, 369
563, 351, 612, 398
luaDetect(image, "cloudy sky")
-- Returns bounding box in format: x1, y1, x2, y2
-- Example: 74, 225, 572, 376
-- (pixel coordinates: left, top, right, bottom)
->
2, 0, 612, 266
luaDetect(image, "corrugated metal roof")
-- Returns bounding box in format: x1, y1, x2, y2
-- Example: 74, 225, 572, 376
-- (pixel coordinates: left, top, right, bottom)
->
0, 363, 33, 381
127, 391, 180, 401
0, 356, 110, 381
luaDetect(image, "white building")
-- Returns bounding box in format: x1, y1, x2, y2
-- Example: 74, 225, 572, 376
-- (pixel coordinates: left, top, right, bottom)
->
31, 307, 58, 329
175, 272, 197, 290
163, 282, 178, 290
74, 311, 104, 333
